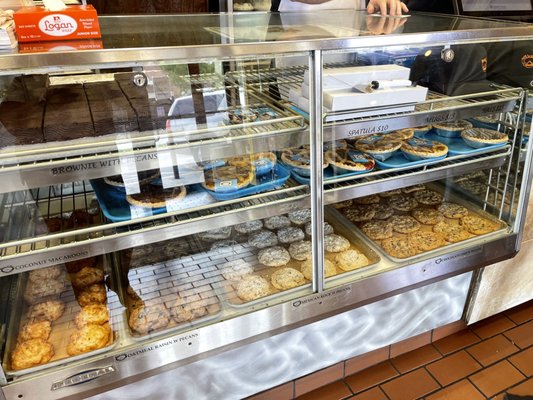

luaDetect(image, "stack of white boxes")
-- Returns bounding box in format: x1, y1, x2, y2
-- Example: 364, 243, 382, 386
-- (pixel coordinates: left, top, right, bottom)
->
289, 64, 428, 122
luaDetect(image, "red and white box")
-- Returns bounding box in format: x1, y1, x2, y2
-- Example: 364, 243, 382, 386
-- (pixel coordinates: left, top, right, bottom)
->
14, 5, 101, 43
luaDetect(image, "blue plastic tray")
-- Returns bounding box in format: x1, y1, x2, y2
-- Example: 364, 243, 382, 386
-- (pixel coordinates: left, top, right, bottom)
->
201, 164, 291, 201
287, 164, 374, 184
91, 180, 215, 222
425, 132, 507, 155
374, 151, 447, 169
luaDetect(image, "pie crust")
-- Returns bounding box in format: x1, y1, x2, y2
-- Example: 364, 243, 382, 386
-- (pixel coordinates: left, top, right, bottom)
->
202, 165, 254, 191
401, 138, 448, 158
126, 184, 187, 208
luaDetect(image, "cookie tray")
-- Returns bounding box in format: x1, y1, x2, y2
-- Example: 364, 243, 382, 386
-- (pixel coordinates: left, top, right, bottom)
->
110, 251, 223, 342
334, 184, 508, 265
2, 256, 119, 377
90, 179, 215, 222
215, 213, 381, 310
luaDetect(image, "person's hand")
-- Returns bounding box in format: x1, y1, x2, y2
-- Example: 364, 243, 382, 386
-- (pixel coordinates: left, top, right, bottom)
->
366, 14, 406, 34
367, 0, 408, 16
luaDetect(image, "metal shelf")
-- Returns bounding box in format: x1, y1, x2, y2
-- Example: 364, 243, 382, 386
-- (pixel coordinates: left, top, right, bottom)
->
0, 181, 309, 274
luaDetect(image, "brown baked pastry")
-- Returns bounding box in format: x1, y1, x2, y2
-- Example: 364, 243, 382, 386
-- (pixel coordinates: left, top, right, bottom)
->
410, 231, 447, 252
44, 217, 63, 233
331, 200, 353, 209
413, 189, 444, 206
18, 320, 52, 342
324, 234, 351, 252
300, 259, 337, 280
11, 339, 54, 370
379, 189, 402, 197
128, 304, 170, 335
270, 267, 306, 290
168, 296, 209, 323
27, 300, 65, 322
67, 210, 95, 229
389, 215, 421, 234
66, 323, 112, 356
381, 237, 418, 259
460, 215, 499, 235
411, 208, 444, 225
64, 256, 98, 274
334, 249, 369, 272
353, 194, 381, 205
74, 304, 110, 328
438, 202, 469, 219
28, 266, 62, 283
77, 284, 107, 307
202, 165, 254, 191
361, 220, 394, 240
433, 221, 474, 243
236, 275, 271, 302
387, 194, 419, 212
343, 205, 376, 222
372, 203, 395, 220
126, 184, 187, 208
71, 267, 104, 289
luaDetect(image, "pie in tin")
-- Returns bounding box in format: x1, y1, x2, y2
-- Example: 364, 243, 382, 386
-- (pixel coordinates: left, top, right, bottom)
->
202, 165, 255, 192
325, 149, 375, 172
401, 137, 448, 160
104, 169, 160, 188
461, 128, 508, 148
126, 184, 187, 208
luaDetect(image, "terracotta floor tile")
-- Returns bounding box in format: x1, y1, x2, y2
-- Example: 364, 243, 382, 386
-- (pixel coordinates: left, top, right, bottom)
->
349, 387, 388, 400
470, 314, 516, 339
390, 331, 431, 358
345, 347, 390, 376
425, 379, 485, 400
466, 334, 520, 366
296, 380, 352, 400
504, 321, 533, 349
390, 344, 442, 373
505, 300, 533, 325
506, 376, 533, 397
381, 368, 440, 400
432, 320, 467, 342
509, 346, 533, 377
426, 351, 482, 386
345, 361, 399, 394
247, 382, 294, 400
469, 360, 526, 398
295, 363, 344, 397
432, 329, 481, 355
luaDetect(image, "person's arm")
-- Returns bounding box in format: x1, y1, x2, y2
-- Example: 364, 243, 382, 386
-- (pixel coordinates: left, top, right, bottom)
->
367, 0, 408, 15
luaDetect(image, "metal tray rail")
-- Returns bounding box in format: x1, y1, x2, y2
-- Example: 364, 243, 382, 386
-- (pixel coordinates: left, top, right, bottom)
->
0, 180, 310, 270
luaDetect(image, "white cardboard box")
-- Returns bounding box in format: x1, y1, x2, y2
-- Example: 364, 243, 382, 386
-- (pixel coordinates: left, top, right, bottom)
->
303, 64, 410, 86
323, 85, 428, 112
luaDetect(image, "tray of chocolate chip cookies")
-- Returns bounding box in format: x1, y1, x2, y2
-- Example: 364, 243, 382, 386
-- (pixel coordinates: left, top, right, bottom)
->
111, 241, 223, 341
3, 256, 117, 376
333, 183, 508, 263
210, 210, 381, 308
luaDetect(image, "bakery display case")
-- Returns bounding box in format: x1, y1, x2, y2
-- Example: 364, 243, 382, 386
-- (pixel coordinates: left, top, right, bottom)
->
0, 11, 532, 400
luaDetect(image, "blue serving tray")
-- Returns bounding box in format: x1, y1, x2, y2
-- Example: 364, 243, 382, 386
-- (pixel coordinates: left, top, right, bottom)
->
201, 164, 291, 201
91, 179, 215, 222
286, 164, 374, 184
374, 151, 447, 169
425, 132, 507, 155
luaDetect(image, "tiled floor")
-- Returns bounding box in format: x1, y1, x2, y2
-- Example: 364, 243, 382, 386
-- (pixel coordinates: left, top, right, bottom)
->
249, 299, 533, 400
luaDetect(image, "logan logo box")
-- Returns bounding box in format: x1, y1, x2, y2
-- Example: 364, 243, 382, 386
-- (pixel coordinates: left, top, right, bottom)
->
14, 5, 101, 43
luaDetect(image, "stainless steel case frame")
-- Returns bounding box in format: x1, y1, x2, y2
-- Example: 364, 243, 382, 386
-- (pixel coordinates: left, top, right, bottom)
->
0, 12, 532, 400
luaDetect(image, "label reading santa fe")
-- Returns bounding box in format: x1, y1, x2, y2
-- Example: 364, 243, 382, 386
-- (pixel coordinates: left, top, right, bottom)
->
0, 250, 90, 274
114, 332, 199, 362
291, 286, 352, 310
